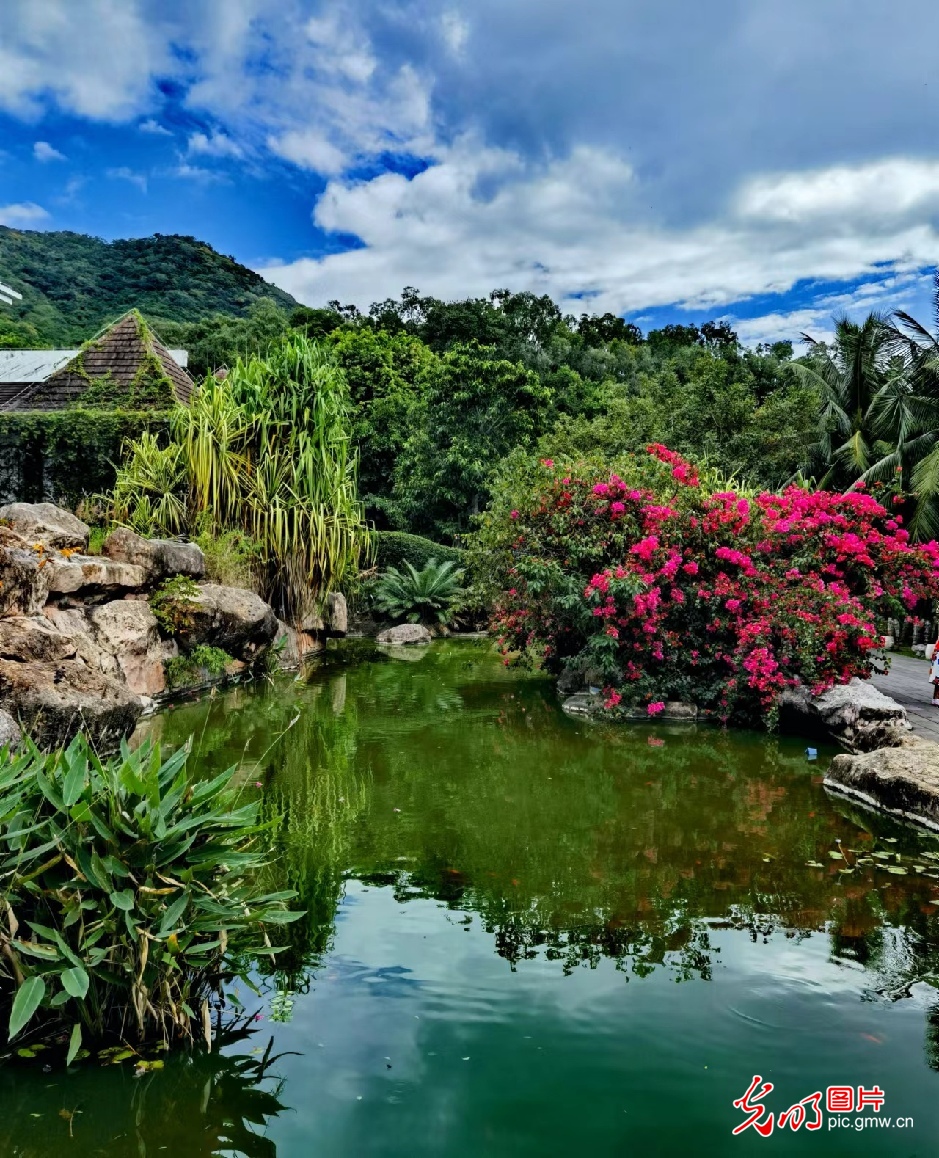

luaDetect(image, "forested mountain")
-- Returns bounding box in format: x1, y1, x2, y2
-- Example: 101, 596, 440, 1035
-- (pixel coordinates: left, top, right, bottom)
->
0, 228, 298, 346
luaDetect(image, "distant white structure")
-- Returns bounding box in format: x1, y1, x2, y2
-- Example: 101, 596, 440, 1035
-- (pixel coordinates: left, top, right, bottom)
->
0, 281, 23, 308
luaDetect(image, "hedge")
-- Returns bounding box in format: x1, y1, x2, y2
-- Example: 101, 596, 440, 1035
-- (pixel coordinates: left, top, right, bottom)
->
374, 530, 464, 571
0, 409, 171, 507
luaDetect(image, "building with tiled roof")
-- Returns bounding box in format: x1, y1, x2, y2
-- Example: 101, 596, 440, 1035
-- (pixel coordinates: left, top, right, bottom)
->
0, 311, 193, 411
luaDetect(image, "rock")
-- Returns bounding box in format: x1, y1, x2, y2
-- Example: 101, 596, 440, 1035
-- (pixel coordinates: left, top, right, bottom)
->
0, 530, 50, 615
0, 708, 22, 751
102, 527, 206, 581
661, 701, 698, 720
274, 620, 320, 668
0, 658, 142, 750
562, 692, 599, 716
43, 606, 120, 679
0, 616, 76, 664
376, 623, 432, 646
326, 592, 348, 636
777, 678, 910, 752
87, 601, 165, 696
557, 668, 583, 696
182, 583, 278, 660
0, 502, 89, 551
825, 737, 939, 830
47, 556, 147, 596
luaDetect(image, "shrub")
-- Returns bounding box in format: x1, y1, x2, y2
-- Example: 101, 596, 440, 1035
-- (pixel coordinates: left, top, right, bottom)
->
194, 528, 263, 592
474, 446, 939, 726
165, 645, 234, 689
373, 559, 466, 624
149, 575, 201, 636
0, 735, 300, 1052
374, 531, 464, 572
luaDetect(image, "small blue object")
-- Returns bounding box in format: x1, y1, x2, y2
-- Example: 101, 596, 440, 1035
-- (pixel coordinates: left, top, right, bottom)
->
805, 747, 818, 761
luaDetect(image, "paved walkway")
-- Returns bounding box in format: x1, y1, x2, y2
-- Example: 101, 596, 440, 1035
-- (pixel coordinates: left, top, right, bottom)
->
871, 652, 939, 742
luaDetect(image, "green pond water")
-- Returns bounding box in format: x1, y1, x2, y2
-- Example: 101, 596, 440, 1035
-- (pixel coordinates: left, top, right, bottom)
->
4, 640, 939, 1156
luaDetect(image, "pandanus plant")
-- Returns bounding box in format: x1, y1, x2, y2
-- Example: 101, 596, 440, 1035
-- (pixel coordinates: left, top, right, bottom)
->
110, 333, 370, 623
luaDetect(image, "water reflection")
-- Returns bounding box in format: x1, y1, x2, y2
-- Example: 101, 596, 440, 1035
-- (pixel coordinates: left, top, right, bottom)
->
149, 643, 939, 1018
0, 1020, 289, 1157
6, 641, 939, 1154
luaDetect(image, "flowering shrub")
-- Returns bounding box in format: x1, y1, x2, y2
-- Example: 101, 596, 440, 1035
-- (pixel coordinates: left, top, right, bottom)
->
478, 446, 939, 726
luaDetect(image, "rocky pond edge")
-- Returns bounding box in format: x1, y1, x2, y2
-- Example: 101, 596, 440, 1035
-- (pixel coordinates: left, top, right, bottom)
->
1, 500, 937, 835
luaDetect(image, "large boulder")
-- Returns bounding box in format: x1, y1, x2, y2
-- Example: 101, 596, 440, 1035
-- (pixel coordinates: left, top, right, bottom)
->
376, 623, 432, 646
0, 709, 22, 751
0, 528, 50, 615
87, 601, 165, 696
0, 657, 142, 750
43, 606, 120, 679
47, 556, 147, 596
0, 615, 77, 664
0, 502, 89, 551
181, 583, 278, 661
326, 592, 348, 636
777, 678, 910, 752
825, 737, 939, 830
102, 527, 206, 582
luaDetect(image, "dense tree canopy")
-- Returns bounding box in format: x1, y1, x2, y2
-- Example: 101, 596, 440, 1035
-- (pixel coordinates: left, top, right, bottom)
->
10, 223, 939, 550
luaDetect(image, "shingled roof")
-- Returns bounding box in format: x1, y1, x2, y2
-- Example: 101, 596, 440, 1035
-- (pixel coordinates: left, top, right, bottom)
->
0, 311, 194, 411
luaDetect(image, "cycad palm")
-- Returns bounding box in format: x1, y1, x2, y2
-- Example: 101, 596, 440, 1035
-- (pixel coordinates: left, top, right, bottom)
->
374, 559, 466, 623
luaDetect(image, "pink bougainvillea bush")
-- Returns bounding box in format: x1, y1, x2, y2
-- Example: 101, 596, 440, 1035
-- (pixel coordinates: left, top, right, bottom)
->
474, 446, 939, 727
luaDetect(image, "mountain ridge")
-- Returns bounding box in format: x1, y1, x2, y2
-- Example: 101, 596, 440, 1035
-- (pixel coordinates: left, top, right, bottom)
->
0, 228, 299, 347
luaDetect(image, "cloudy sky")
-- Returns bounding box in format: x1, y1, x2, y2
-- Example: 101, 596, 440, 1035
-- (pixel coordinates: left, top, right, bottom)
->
3, 0, 939, 342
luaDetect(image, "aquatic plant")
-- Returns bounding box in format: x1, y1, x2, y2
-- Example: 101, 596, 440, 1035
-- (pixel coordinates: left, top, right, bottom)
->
0, 735, 300, 1053
373, 559, 466, 624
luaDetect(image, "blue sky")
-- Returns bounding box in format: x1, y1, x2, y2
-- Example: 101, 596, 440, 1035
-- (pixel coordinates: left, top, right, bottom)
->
4, 0, 939, 344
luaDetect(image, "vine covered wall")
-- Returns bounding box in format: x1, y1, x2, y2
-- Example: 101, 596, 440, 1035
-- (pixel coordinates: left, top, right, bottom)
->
0, 409, 170, 506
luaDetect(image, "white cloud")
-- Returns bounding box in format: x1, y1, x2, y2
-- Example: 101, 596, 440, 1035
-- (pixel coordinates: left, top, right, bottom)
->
188, 130, 243, 158
259, 147, 939, 326
0, 201, 49, 226
267, 128, 347, 175
33, 140, 65, 162
738, 158, 939, 222
139, 117, 172, 136
106, 166, 148, 193
441, 11, 469, 54
172, 161, 228, 184
0, 0, 170, 119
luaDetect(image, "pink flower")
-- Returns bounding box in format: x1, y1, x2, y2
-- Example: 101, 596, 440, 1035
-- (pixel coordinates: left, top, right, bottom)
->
610, 501, 626, 515
510, 510, 519, 519
647, 701, 665, 716
541, 458, 554, 468
603, 689, 622, 709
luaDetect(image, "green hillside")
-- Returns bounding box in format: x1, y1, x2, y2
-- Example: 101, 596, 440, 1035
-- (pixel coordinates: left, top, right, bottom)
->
0, 228, 299, 347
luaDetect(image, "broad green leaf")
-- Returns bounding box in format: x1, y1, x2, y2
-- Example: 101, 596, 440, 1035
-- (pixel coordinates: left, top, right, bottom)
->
61, 760, 87, 808
109, 889, 135, 911
9, 976, 45, 1040
66, 1023, 82, 1066
158, 892, 189, 936
60, 967, 89, 1000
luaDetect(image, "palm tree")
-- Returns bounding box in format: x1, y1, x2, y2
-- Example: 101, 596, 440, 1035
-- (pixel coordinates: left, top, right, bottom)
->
794, 312, 918, 492
888, 275, 939, 537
